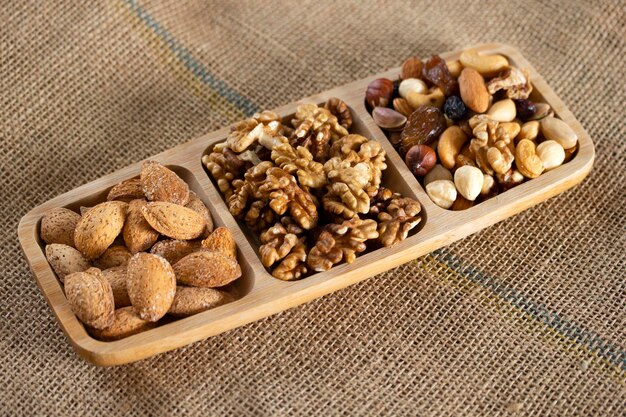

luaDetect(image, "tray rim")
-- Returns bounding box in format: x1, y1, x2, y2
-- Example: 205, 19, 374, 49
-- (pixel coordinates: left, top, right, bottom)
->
17, 43, 595, 366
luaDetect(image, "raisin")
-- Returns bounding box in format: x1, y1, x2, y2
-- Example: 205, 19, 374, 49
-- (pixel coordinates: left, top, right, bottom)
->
514, 99, 537, 120
392, 79, 401, 98
400, 105, 447, 155
422, 55, 458, 96
443, 95, 467, 121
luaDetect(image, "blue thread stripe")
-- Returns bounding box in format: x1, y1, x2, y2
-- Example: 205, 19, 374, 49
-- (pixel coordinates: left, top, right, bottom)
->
432, 248, 626, 371
124, 0, 259, 116
126, 1, 625, 374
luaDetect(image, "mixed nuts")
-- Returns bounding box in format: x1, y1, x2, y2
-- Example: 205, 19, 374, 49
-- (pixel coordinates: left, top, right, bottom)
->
41, 161, 242, 341
203, 99, 424, 280
366, 48, 579, 210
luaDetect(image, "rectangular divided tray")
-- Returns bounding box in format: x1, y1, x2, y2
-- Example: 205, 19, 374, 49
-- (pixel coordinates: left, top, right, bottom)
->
17, 44, 594, 366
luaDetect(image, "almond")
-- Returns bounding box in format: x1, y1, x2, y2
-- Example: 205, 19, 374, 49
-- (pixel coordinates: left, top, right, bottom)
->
140, 160, 190, 205
94, 245, 132, 269
74, 201, 128, 259
174, 251, 241, 288
123, 199, 159, 253
45, 244, 91, 283
201, 227, 237, 259
127, 253, 176, 322
40, 208, 81, 247
102, 266, 131, 308
107, 178, 145, 202
168, 286, 234, 317
150, 239, 201, 265
458, 68, 490, 113
79, 206, 91, 216
64, 268, 115, 329
185, 191, 214, 237
141, 202, 205, 240
88, 307, 156, 341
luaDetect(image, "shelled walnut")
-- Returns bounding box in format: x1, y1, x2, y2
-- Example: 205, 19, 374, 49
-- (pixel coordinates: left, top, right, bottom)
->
203, 99, 424, 279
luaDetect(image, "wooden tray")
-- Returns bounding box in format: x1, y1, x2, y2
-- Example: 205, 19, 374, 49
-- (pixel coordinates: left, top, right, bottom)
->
17, 44, 594, 366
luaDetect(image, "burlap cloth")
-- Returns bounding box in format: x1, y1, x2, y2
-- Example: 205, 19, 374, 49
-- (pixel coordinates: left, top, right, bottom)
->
1, 0, 624, 415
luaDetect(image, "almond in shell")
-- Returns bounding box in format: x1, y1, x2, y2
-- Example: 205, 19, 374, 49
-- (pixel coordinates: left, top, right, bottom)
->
94, 245, 132, 269
201, 227, 237, 259
168, 287, 234, 317
185, 191, 214, 237
174, 250, 241, 288
45, 244, 91, 283
123, 199, 159, 253
40, 208, 81, 247
127, 253, 176, 322
107, 178, 145, 202
74, 201, 128, 259
140, 160, 190, 205
141, 202, 205, 240
150, 239, 201, 265
102, 266, 131, 308
88, 307, 156, 341
64, 268, 115, 329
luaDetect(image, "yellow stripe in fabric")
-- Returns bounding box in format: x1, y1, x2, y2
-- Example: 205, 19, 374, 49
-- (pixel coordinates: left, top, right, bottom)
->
419, 255, 626, 386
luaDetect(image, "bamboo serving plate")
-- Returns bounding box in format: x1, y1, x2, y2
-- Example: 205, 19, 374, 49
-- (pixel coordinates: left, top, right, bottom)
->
18, 44, 594, 366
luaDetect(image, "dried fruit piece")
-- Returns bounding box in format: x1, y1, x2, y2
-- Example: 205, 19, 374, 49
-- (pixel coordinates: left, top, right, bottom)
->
168, 287, 234, 317
421, 55, 458, 96
400, 106, 447, 155
443, 95, 467, 121
65, 268, 115, 329
107, 178, 144, 202
123, 199, 159, 254
101, 266, 131, 308
45, 244, 91, 283
201, 227, 237, 259
150, 239, 201, 265
40, 208, 81, 247
127, 253, 176, 322
174, 250, 242, 288
141, 202, 206, 240
140, 160, 190, 206
513, 99, 537, 121
74, 201, 128, 259
88, 307, 156, 341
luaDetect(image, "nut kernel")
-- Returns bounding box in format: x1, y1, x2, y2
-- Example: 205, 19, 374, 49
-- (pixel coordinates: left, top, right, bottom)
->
454, 166, 484, 201
536, 140, 565, 171
399, 78, 427, 99
487, 99, 516, 122
426, 180, 457, 209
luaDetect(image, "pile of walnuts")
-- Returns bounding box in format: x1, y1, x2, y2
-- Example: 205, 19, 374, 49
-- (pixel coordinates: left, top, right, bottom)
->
202, 99, 422, 280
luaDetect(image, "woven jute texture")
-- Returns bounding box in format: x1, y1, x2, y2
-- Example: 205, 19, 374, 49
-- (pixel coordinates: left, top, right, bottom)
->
1, 0, 625, 415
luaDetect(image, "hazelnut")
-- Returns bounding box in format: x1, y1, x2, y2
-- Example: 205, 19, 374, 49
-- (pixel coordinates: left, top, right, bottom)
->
424, 164, 453, 186
451, 195, 474, 211
372, 107, 407, 131
405, 144, 436, 176
454, 165, 484, 201
401, 57, 423, 80
366, 78, 394, 109
399, 78, 427, 99
480, 174, 497, 197
536, 140, 565, 171
426, 180, 457, 209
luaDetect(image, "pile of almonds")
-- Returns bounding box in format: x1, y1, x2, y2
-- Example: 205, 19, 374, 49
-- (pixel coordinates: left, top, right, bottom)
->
203, 100, 423, 279
41, 161, 242, 341
366, 48, 579, 210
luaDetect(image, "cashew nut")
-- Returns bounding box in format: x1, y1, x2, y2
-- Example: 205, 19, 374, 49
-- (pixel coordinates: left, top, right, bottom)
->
407, 87, 445, 109
437, 126, 468, 170
515, 139, 544, 178
459, 49, 509, 77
